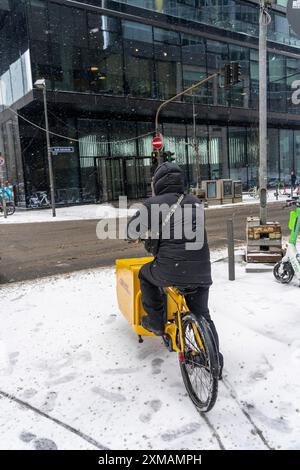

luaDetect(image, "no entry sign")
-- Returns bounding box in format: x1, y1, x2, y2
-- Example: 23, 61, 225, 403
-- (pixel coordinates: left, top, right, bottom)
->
152, 135, 164, 150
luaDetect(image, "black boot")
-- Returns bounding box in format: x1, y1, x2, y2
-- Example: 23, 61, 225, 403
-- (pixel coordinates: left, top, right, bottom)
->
141, 315, 165, 336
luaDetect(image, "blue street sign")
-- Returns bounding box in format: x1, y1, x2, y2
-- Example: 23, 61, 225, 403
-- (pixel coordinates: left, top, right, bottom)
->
50, 147, 75, 154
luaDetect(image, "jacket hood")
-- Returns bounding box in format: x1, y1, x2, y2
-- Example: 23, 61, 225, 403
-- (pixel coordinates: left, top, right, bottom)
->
153, 162, 185, 195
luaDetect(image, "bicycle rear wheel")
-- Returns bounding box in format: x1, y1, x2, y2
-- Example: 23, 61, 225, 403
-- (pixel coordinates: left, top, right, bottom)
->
179, 314, 219, 412
6, 203, 15, 215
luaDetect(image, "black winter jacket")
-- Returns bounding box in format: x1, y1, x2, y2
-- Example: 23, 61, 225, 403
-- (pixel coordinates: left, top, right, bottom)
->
127, 162, 212, 286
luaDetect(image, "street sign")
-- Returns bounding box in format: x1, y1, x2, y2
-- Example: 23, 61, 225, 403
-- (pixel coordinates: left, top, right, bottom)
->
0, 156, 5, 166
152, 135, 164, 150
50, 147, 74, 154
287, 0, 300, 36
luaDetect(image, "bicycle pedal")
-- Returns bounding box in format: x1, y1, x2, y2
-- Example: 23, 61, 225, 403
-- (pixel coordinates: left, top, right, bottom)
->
162, 334, 173, 352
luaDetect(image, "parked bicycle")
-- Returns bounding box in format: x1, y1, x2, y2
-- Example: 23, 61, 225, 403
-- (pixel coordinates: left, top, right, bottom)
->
248, 185, 270, 200
116, 257, 220, 412
248, 185, 260, 199
28, 191, 50, 208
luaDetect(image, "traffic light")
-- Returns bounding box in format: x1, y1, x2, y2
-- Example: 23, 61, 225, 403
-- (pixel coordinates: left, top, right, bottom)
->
224, 63, 233, 87
151, 151, 158, 165
151, 151, 159, 173
162, 151, 175, 162
232, 62, 241, 84
224, 62, 241, 87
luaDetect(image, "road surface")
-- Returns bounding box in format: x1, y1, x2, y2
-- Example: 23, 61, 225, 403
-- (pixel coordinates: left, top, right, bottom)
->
0, 202, 289, 284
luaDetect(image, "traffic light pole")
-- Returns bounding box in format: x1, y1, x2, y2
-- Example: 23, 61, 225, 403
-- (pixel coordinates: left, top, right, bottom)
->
155, 72, 219, 164
259, 1, 271, 225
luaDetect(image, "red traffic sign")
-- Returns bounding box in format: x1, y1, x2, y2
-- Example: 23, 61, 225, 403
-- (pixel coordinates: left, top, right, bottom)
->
152, 135, 164, 150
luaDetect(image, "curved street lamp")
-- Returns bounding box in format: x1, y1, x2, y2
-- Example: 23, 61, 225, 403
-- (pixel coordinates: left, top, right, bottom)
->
34, 78, 56, 217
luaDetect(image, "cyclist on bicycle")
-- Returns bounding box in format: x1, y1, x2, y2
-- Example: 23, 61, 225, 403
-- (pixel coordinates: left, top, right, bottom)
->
127, 162, 223, 378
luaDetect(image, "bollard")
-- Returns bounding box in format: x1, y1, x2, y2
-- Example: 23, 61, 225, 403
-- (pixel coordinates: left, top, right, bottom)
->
227, 218, 235, 281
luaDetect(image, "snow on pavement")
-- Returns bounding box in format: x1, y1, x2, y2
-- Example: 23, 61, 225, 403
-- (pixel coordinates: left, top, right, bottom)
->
0, 259, 299, 450
0, 203, 137, 224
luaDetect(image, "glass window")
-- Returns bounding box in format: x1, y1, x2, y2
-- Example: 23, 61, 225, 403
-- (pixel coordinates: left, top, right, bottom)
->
267, 128, 279, 184
0, 70, 13, 107
250, 48, 259, 109
280, 129, 294, 184
294, 131, 300, 178
49, 4, 76, 91
137, 122, 154, 157
181, 34, 207, 104
209, 126, 229, 180
78, 118, 109, 201
268, 53, 286, 113
10, 56, 24, 103
154, 27, 180, 45
228, 127, 247, 186
187, 125, 209, 183
247, 126, 259, 187
124, 54, 154, 98
163, 123, 187, 167
78, 119, 109, 157
229, 44, 250, 108
109, 121, 137, 157
116, 0, 299, 48
28, 0, 51, 82
0, 0, 31, 106
123, 21, 154, 98
154, 42, 182, 100
287, 57, 300, 115
123, 20, 152, 43
88, 13, 123, 95
206, 40, 229, 106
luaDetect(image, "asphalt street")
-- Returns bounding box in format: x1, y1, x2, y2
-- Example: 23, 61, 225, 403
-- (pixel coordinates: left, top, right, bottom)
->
0, 202, 290, 284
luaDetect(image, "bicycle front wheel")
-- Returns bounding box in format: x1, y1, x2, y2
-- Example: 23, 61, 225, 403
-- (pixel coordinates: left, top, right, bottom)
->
179, 314, 219, 412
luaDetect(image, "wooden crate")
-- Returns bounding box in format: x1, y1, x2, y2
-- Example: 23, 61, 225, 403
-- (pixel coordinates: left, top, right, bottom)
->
246, 251, 283, 263
246, 218, 283, 263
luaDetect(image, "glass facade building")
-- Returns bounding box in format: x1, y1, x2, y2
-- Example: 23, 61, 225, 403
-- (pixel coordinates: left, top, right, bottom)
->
1, 0, 300, 205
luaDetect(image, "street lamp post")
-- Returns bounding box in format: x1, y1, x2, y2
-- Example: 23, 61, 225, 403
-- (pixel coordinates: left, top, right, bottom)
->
259, 0, 271, 225
34, 79, 56, 217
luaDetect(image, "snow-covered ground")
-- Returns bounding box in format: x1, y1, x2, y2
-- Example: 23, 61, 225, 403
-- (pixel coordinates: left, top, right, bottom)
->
0, 204, 137, 224
1, 257, 299, 450
0, 190, 290, 224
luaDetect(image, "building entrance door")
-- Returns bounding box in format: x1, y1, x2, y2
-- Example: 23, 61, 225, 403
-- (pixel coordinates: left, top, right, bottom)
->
95, 156, 152, 201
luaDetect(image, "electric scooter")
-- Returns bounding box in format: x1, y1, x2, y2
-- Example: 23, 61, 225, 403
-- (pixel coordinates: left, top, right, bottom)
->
273, 198, 300, 284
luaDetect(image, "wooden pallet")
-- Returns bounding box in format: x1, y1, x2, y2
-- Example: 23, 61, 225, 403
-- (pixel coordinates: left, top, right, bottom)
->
246, 217, 283, 263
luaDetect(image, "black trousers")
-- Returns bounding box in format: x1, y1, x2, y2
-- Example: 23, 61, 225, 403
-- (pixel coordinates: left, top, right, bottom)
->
139, 264, 220, 354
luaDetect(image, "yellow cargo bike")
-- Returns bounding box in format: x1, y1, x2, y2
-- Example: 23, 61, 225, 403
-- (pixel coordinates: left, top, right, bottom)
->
116, 257, 220, 412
